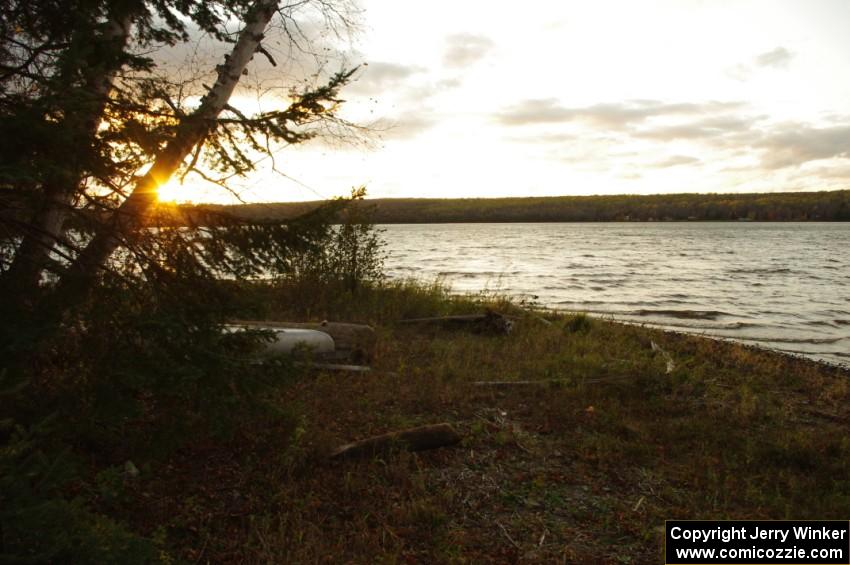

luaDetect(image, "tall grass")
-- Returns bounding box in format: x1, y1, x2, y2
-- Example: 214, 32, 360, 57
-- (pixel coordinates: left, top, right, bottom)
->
242, 277, 521, 325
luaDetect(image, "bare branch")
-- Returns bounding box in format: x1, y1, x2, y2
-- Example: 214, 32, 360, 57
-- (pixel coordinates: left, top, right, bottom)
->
255, 44, 277, 66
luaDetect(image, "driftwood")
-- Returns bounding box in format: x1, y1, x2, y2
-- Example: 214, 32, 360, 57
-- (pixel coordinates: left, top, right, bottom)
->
471, 375, 634, 387
527, 313, 553, 327
233, 320, 376, 363
399, 311, 513, 335
651, 340, 676, 374
295, 362, 371, 373
330, 423, 462, 459
472, 380, 568, 388
514, 309, 554, 327
804, 408, 849, 424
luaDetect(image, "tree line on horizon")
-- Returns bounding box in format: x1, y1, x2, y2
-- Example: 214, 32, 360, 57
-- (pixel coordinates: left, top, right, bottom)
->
199, 189, 850, 223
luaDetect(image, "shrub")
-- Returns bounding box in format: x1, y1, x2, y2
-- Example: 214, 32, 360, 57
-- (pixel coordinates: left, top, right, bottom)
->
0, 415, 158, 563
565, 313, 593, 334
0, 271, 293, 562
290, 187, 386, 292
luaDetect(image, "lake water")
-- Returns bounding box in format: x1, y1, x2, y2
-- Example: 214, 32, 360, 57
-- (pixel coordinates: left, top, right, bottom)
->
381, 222, 850, 367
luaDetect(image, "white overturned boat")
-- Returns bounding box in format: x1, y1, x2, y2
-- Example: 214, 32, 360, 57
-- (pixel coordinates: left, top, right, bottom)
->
225, 325, 335, 357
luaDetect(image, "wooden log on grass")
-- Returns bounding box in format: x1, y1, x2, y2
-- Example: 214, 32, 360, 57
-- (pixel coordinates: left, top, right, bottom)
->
330, 423, 462, 459
399, 310, 513, 335
471, 379, 569, 388
295, 362, 371, 373
471, 375, 634, 387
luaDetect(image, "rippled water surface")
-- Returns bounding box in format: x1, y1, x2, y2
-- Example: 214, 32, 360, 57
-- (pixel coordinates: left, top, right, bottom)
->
381, 222, 850, 366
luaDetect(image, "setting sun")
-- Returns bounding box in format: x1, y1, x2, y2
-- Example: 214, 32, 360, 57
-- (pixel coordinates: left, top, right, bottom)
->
156, 178, 182, 203
157, 177, 230, 204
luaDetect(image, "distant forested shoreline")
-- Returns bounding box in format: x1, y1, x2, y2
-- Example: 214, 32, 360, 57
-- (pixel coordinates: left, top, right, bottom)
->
189, 189, 850, 223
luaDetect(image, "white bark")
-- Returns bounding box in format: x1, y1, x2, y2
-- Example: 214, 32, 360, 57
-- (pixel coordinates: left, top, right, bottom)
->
5, 14, 133, 294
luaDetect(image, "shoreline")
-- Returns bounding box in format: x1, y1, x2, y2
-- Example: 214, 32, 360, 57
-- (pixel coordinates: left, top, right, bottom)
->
595, 317, 850, 373
408, 284, 850, 371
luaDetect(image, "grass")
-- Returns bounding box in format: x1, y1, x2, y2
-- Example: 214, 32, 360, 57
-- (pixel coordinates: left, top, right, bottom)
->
120, 279, 850, 563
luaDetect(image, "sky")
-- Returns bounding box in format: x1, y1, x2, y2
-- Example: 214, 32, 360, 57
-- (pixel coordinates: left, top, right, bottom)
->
157, 0, 850, 204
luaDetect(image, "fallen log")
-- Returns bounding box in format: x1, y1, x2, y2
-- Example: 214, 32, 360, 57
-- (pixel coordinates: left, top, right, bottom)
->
471, 379, 568, 388
233, 320, 376, 363
295, 362, 371, 373
398, 310, 513, 335
525, 312, 554, 327
510, 308, 554, 327
804, 408, 849, 424
471, 375, 634, 387
329, 423, 462, 459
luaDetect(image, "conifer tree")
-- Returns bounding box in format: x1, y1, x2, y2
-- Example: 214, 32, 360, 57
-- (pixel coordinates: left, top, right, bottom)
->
0, 4, 364, 557
0, 0, 360, 336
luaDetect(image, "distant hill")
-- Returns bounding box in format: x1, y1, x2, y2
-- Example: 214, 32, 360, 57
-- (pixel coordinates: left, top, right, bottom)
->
185, 190, 850, 223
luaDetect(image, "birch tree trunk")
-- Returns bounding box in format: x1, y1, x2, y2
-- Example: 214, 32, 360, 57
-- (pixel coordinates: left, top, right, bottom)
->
3, 14, 133, 299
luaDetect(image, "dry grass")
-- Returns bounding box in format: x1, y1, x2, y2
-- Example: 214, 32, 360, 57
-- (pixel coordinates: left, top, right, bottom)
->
124, 281, 850, 563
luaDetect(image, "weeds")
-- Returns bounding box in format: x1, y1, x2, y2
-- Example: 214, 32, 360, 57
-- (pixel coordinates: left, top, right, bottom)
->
105, 279, 850, 562
6, 274, 847, 562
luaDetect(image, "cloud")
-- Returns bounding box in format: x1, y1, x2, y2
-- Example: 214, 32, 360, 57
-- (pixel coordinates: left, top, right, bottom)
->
375, 112, 438, 141
507, 132, 579, 145
755, 123, 850, 169
346, 62, 426, 95
436, 77, 462, 90
495, 98, 575, 125
725, 64, 751, 82
755, 47, 794, 69
396, 77, 463, 105
496, 95, 850, 176
651, 155, 701, 168
726, 46, 794, 81
636, 115, 763, 141
619, 172, 643, 180
496, 99, 744, 128
803, 163, 850, 180
345, 62, 464, 109
633, 113, 850, 170
443, 33, 494, 68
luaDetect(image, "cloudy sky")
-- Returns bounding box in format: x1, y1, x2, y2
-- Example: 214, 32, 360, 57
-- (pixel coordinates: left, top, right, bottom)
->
158, 0, 850, 203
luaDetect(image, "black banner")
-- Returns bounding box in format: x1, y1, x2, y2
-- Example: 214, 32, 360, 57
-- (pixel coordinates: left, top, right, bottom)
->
666, 520, 850, 564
